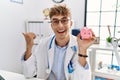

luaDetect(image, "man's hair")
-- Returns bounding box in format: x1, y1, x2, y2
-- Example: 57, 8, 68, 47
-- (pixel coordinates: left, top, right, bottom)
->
49, 4, 71, 19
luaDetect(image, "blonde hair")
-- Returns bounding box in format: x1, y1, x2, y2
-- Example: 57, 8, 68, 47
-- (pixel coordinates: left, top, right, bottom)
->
49, 4, 71, 19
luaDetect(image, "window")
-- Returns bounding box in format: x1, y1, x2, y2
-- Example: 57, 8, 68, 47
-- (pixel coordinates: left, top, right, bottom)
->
85, 1, 120, 79
85, 0, 120, 41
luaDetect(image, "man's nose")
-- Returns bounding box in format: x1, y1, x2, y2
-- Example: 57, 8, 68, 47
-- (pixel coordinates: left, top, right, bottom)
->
58, 21, 64, 27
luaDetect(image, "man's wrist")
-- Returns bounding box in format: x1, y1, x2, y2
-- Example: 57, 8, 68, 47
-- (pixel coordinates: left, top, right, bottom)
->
24, 52, 32, 60
78, 53, 88, 58
79, 48, 87, 53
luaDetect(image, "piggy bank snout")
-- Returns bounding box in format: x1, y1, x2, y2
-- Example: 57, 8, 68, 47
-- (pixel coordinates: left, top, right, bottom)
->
82, 32, 92, 39
80, 28, 92, 39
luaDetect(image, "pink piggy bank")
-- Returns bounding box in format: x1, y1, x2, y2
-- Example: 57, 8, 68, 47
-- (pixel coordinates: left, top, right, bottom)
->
80, 27, 92, 39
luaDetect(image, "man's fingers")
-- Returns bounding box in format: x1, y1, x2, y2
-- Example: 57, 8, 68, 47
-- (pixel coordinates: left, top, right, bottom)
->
22, 32, 36, 39
22, 33, 26, 37
30, 32, 36, 39
91, 31, 96, 37
77, 33, 81, 40
22, 33, 28, 39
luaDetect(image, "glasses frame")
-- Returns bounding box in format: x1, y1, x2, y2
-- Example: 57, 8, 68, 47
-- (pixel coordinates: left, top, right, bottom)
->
51, 18, 71, 26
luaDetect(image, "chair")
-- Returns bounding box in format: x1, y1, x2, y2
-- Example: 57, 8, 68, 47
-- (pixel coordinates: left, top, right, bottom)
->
71, 29, 80, 36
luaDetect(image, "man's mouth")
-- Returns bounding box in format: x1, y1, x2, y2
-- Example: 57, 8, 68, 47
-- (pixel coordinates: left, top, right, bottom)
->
58, 30, 65, 33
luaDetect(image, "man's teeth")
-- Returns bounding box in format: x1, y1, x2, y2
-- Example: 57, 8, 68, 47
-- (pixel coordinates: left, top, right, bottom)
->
58, 30, 65, 32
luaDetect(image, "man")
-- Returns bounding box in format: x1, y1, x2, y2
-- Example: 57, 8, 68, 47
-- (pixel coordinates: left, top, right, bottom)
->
22, 4, 95, 80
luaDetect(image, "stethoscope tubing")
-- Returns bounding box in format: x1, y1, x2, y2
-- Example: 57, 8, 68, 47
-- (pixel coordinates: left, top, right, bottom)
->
47, 35, 77, 74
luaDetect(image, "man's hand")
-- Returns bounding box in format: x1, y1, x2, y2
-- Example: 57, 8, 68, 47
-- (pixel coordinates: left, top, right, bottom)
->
23, 32, 36, 48
22, 32, 36, 60
77, 31, 96, 54
77, 31, 96, 66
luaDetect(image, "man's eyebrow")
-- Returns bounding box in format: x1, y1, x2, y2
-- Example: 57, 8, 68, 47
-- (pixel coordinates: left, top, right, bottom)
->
61, 17, 67, 19
52, 17, 68, 20
52, 18, 58, 20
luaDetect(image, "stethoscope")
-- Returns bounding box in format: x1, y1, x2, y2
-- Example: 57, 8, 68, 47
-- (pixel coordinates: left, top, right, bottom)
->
46, 35, 77, 74
68, 46, 77, 73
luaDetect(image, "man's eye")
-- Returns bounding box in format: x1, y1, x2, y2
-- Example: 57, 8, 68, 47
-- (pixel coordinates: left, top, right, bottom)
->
53, 20, 59, 23
62, 19, 68, 23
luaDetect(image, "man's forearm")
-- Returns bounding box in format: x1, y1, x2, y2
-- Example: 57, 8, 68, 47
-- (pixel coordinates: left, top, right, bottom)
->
24, 48, 32, 60
78, 49, 87, 67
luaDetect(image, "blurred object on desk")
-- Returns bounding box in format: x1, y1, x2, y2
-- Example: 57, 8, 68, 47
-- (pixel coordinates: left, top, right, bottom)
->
94, 37, 100, 44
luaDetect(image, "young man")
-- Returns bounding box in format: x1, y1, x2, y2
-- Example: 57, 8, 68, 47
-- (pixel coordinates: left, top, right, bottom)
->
22, 4, 95, 80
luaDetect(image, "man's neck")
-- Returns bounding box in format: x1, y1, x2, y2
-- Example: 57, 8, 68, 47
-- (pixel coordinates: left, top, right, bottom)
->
55, 36, 70, 47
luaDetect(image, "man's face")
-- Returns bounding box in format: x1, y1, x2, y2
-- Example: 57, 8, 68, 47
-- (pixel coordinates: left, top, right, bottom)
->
51, 15, 72, 40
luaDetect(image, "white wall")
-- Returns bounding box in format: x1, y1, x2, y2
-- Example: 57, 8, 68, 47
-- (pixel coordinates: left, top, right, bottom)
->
0, 0, 85, 73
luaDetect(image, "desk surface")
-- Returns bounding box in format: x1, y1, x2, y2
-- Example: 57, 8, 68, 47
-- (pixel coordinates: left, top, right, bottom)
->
0, 70, 44, 80
90, 44, 120, 51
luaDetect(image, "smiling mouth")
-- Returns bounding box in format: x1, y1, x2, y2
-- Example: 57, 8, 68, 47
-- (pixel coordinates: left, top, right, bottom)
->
57, 30, 65, 33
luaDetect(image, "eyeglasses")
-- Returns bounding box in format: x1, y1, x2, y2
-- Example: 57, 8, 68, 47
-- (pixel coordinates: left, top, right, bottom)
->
51, 19, 70, 26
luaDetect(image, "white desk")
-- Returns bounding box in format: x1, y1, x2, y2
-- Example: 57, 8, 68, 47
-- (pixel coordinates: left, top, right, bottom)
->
0, 70, 44, 80
89, 44, 120, 80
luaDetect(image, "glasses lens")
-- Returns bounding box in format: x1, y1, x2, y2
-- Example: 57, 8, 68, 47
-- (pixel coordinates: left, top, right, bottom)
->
61, 19, 69, 25
51, 19, 70, 26
51, 20, 59, 25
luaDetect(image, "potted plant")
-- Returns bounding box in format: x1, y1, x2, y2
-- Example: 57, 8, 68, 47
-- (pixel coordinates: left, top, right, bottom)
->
106, 25, 112, 46
106, 36, 112, 46
106, 36, 112, 43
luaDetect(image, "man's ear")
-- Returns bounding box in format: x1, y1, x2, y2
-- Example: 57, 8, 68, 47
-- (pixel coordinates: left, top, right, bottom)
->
51, 24, 52, 27
51, 24, 53, 28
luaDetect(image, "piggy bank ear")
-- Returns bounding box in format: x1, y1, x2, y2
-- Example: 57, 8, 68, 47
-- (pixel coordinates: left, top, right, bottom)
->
81, 27, 87, 31
81, 28, 85, 34
88, 29, 92, 32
